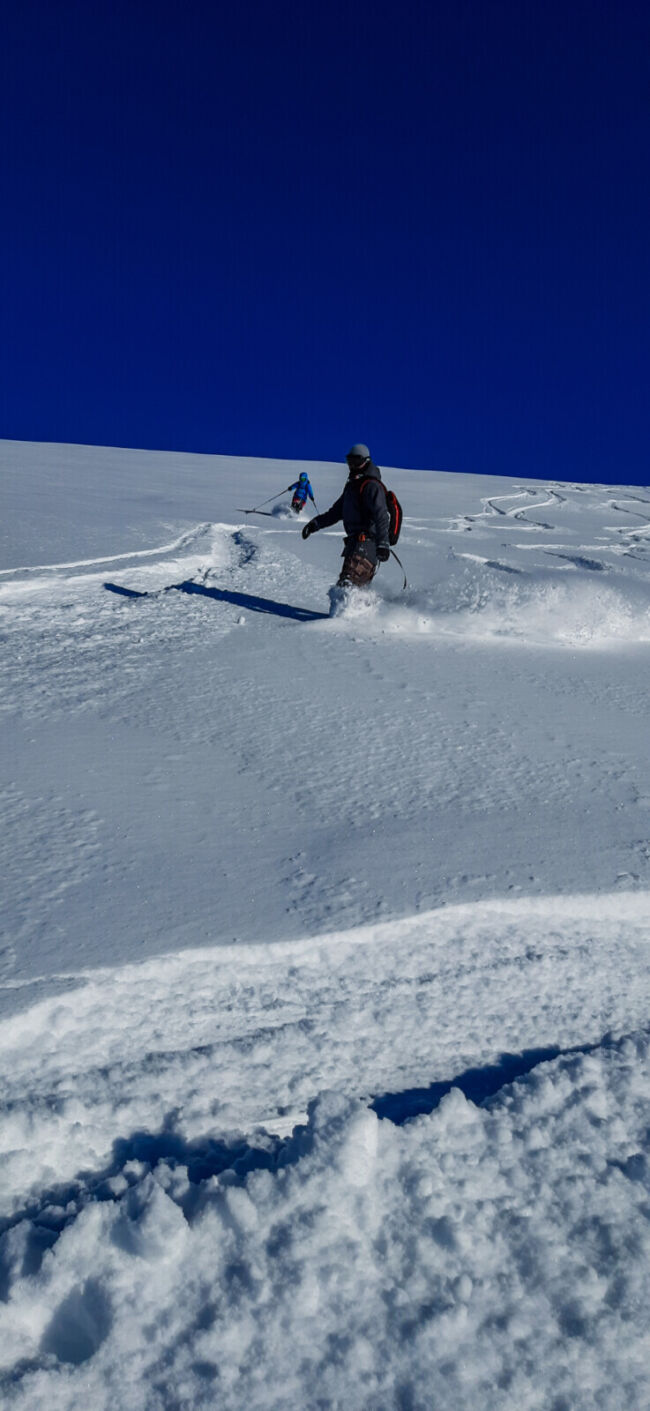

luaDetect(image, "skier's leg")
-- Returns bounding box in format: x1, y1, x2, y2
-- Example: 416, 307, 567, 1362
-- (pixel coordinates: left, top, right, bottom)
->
337, 536, 377, 588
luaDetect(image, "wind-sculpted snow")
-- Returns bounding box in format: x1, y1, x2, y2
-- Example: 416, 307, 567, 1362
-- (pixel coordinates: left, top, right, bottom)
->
1, 441, 649, 1408
1, 897, 650, 1409
1, 892, 648, 1221
3, 1034, 650, 1410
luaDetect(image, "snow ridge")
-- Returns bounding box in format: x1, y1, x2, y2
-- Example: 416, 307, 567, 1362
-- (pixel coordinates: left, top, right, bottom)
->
3, 1035, 650, 1410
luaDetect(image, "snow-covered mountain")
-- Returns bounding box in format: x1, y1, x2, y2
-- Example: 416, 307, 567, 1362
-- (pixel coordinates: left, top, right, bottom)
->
1, 439, 649, 1409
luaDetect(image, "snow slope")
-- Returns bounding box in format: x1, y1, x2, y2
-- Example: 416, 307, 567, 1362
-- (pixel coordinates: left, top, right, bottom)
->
1, 439, 649, 1409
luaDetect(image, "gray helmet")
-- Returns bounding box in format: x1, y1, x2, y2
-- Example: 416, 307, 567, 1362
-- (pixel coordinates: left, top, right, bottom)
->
346, 443, 370, 468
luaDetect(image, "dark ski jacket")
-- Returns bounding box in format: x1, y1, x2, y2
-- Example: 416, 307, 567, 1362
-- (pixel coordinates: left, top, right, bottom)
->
311, 462, 390, 548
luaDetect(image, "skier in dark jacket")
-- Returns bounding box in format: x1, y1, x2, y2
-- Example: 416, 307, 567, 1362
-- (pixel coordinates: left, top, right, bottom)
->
301, 444, 390, 587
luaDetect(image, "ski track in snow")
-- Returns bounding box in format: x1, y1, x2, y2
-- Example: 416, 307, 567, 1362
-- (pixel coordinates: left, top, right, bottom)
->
2, 451, 650, 1408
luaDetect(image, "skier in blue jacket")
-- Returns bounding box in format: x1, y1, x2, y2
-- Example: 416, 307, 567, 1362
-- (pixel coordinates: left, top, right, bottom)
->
287, 472, 316, 514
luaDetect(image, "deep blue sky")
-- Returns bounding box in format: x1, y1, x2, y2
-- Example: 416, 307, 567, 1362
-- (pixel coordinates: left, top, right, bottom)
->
1, 0, 649, 484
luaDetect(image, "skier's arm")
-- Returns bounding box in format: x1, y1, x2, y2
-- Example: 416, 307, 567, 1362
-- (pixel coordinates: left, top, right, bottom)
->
312, 494, 344, 530
287, 481, 299, 491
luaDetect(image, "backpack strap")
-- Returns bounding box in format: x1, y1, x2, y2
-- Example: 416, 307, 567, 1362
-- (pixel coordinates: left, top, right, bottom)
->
359, 477, 380, 497
359, 476, 390, 508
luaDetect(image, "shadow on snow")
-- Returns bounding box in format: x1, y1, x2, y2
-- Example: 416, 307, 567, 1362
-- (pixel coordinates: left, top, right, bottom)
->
103, 579, 328, 622
370, 1039, 603, 1124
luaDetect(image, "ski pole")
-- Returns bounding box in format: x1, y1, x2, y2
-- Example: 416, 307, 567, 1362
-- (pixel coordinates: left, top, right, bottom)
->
249, 488, 290, 511
390, 549, 408, 591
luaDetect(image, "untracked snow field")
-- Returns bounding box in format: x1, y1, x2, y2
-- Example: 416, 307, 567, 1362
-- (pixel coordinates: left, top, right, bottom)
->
1, 439, 649, 1410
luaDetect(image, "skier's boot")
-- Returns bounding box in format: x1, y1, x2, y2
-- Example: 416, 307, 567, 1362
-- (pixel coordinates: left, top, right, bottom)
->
328, 544, 377, 616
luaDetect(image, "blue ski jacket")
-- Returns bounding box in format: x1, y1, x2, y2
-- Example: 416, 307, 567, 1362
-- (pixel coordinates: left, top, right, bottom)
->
288, 476, 315, 506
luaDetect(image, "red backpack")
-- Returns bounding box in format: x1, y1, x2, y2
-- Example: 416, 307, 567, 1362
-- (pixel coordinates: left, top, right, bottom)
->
360, 478, 403, 546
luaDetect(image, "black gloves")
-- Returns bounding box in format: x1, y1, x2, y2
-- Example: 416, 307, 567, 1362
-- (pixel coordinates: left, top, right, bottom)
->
302, 521, 318, 540
376, 543, 390, 562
